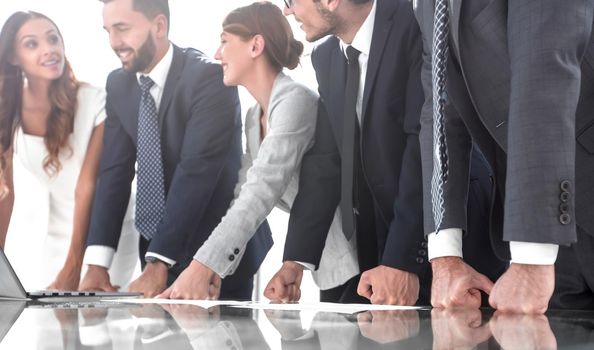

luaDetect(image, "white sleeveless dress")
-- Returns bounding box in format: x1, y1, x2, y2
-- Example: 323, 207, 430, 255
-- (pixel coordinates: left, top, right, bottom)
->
9, 84, 138, 290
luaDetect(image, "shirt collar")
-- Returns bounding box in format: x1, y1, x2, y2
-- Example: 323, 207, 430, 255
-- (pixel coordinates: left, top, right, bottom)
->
136, 42, 173, 89
339, 0, 376, 58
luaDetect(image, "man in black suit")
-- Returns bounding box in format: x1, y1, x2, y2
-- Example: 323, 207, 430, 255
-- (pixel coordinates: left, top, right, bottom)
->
79, 0, 272, 299
265, 0, 502, 304
414, 0, 594, 313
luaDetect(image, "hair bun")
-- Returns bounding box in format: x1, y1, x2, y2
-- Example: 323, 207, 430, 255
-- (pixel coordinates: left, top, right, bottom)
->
285, 38, 304, 70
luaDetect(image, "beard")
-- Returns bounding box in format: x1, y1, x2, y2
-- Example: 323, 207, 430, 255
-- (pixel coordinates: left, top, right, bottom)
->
120, 33, 157, 73
306, 3, 340, 42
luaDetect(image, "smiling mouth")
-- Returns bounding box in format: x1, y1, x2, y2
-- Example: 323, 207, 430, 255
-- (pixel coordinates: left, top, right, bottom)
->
41, 58, 61, 67
116, 49, 133, 60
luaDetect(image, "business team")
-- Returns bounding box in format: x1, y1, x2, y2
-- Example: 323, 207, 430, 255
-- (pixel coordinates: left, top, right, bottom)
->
0, 0, 592, 314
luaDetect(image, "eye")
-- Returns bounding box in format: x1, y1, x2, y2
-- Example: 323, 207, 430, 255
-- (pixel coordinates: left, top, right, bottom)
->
23, 39, 38, 49
47, 34, 61, 45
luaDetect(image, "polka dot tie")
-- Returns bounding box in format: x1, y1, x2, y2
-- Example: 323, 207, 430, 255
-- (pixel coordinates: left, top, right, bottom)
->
135, 75, 165, 240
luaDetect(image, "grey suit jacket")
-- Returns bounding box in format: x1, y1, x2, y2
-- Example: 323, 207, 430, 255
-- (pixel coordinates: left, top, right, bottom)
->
194, 73, 358, 289
414, 0, 594, 254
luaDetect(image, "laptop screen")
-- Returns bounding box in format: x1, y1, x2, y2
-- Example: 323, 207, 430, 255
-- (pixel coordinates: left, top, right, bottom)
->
0, 249, 28, 300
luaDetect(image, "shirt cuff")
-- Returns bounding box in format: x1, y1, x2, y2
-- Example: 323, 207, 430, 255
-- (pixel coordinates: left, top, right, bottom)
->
427, 228, 463, 261
83, 245, 116, 268
295, 261, 315, 271
510, 241, 559, 265
145, 252, 176, 267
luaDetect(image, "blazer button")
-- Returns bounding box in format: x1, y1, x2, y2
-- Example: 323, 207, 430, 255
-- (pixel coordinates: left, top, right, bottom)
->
416, 257, 424, 264
560, 180, 571, 191
418, 249, 427, 256
560, 192, 570, 203
234, 248, 240, 255
559, 213, 571, 225
228, 255, 235, 261
421, 241, 428, 248
559, 203, 569, 213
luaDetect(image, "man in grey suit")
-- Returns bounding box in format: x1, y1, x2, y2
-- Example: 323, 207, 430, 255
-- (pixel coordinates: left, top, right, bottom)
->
414, 0, 594, 313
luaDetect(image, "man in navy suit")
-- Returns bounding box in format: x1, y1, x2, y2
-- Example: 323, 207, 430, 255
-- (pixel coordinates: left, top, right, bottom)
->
79, 0, 272, 298
265, 0, 503, 304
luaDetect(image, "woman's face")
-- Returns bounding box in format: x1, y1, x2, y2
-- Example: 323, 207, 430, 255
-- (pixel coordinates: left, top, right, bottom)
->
13, 18, 65, 83
215, 31, 254, 87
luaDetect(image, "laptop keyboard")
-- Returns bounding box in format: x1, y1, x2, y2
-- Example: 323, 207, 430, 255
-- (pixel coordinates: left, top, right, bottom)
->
28, 291, 96, 297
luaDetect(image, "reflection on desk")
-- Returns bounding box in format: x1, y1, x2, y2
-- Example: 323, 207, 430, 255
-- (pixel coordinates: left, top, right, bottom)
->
1, 302, 594, 349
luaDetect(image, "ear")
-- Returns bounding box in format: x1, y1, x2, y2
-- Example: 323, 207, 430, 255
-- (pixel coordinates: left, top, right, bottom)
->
326, 0, 341, 12
250, 34, 266, 58
9, 55, 19, 67
153, 14, 168, 39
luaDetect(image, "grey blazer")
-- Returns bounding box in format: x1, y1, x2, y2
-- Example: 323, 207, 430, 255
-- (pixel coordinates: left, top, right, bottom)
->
414, 0, 594, 255
195, 73, 358, 290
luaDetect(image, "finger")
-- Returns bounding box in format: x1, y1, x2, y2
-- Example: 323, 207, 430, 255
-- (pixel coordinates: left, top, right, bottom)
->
357, 275, 373, 299
472, 273, 494, 295
209, 282, 221, 300
157, 287, 172, 299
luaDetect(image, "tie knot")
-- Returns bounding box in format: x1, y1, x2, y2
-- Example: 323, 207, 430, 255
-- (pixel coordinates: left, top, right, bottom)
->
139, 75, 155, 92
346, 46, 360, 64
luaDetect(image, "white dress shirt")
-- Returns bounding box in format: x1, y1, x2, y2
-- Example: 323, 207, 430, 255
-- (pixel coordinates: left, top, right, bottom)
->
84, 43, 176, 269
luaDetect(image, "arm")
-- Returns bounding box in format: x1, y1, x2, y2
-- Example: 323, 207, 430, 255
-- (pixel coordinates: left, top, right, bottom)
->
490, 0, 594, 314
195, 86, 318, 277
282, 100, 341, 268
413, 1, 492, 309
0, 151, 14, 249
147, 63, 242, 262
49, 123, 104, 290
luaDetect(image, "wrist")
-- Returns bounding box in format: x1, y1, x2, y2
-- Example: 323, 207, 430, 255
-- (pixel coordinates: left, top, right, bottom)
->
144, 259, 169, 274
283, 261, 304, 272
431, 256, 463, 269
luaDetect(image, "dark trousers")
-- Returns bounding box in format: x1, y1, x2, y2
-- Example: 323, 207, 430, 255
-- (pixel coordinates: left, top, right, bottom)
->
550, 226, 594, 310
138, 237, 253, 301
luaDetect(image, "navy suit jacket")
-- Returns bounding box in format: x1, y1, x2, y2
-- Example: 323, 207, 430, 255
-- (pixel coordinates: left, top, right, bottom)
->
88, 45, 272, 285
283, 0, 428, 275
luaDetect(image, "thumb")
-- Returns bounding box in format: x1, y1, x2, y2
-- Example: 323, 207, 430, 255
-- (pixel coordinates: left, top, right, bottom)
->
157, 286, 172, 299
472, 272, 494, 295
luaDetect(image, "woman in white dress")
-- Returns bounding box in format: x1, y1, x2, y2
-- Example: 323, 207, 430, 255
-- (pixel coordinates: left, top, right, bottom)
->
0, 11, 138, 290
160, 1, 358, 300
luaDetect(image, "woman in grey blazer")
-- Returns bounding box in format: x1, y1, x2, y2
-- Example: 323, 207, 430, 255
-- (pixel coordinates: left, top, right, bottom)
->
159, 1, 358, 300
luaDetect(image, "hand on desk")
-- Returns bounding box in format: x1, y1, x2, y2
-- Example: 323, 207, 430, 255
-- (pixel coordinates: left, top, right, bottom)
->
48, 263, 81, 291
78, 265, 119, 292
158, 260, 221, 300
490, 312, 557, 349
264, 261, 303, 302
357, 310, 420, 344
489, 263, 554, 314
431, 256, 493, 309
129, 261, 168, 298
357, 265, 419, 305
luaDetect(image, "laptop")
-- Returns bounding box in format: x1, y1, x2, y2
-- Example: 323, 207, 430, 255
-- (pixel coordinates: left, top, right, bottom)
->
0, 248, 141, 302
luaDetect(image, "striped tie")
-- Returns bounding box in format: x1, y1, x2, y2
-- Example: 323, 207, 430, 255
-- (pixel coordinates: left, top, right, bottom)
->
431, 0, 450, 231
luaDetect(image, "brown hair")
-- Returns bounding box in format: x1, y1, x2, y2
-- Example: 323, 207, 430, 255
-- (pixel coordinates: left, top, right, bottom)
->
0, 11, 79, 185
99, 0, 170, 31
223, 1, 304, 72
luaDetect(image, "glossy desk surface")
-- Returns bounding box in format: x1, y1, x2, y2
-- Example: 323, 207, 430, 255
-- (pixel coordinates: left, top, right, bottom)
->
1, 301, 593, 349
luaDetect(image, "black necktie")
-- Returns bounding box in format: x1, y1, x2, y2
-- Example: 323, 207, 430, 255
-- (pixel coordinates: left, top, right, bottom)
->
135, 75, 166, 240
341, 46, 361, 240
431, 0, 450, 231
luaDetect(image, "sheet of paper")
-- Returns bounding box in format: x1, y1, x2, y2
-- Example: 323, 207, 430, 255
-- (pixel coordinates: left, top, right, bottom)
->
102, 298, 248, 308
232, 302, 423, 314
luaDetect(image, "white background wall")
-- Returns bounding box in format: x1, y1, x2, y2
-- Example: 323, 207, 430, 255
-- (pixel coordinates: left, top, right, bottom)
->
0, 0, 322, 302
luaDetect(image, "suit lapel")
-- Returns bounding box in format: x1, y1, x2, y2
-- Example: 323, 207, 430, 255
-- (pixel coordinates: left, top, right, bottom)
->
158, 45, 184, 129
245, 106, 261, 159
449, 0, 463, 61
329, 46, 347, 138
361, 0, 395, 126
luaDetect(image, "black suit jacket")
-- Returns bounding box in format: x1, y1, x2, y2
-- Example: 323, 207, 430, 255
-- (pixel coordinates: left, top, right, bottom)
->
284, 0, 428, 275
87, 45, 272, 286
